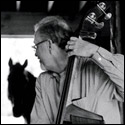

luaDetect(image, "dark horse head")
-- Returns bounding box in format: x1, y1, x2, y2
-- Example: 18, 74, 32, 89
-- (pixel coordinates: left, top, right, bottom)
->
8, 58, 36, 124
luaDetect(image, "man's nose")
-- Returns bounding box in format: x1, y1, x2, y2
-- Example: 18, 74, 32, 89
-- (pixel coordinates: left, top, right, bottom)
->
35, 51, 37, 57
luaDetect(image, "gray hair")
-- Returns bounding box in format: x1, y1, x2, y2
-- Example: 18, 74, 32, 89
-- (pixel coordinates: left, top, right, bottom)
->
34, 16, 73, 49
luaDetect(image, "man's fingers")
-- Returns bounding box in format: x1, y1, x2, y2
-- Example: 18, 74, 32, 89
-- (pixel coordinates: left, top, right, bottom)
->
70, 37, 78, 41
65, 44, 74, 50
68, 45, 74, 49
67, 40, 75, 45
67, 51, 74, 57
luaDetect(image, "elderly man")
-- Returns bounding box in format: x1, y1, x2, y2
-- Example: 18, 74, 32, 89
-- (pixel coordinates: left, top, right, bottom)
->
30, 16, 124, 124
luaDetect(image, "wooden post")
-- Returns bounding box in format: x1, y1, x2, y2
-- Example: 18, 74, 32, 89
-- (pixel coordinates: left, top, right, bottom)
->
110, 1, 122, 54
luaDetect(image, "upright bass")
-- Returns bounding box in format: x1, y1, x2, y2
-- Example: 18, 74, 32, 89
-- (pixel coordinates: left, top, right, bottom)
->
56, 1, 112, 124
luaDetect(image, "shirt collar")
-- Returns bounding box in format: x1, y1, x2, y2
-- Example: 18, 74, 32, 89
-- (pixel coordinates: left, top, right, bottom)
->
51, 69, 66, 83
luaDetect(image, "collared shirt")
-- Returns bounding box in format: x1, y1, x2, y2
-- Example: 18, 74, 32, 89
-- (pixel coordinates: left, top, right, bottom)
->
30, 47, 124, 124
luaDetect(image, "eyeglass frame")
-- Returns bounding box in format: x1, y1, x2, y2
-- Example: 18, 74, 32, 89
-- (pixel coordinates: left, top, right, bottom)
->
32, 39, 49, 50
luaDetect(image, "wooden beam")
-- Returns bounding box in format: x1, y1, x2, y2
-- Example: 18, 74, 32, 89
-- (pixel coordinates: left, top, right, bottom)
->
1, 12, 82, 35
1, 12, 47, 35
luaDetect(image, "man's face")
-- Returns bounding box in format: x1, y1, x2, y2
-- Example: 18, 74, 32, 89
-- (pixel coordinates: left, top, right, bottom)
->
33, 32, 53, 71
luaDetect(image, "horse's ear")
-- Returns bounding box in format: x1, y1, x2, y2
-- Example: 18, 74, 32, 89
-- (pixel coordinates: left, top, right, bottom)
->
23, 59, 28, 68
8, 58, 13, 67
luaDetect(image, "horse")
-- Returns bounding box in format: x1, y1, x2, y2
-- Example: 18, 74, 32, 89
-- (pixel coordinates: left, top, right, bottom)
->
7, 58, 36, 124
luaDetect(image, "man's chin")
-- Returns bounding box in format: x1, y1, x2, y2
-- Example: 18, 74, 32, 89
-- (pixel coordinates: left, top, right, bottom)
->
40, 63, 46, 71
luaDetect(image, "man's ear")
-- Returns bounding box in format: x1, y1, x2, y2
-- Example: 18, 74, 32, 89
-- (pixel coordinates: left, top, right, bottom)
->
48, 40, 53, 54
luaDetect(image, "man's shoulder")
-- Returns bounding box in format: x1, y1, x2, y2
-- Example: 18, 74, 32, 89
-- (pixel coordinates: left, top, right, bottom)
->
35, 71, 54, 89
38, 71, 53, 80
37, 71, 55, 84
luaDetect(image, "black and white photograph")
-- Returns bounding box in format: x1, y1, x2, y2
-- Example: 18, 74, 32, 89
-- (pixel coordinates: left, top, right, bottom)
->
1, 1, 124, 124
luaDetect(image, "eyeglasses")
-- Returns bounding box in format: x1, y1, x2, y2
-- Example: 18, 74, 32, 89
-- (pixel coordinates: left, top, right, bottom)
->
32, 40, 48, 50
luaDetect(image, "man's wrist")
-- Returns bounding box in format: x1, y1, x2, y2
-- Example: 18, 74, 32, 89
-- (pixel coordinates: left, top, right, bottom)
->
90, 44, 100, 58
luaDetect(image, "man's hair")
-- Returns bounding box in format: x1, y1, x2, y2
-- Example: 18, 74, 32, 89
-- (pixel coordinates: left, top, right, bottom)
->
34, 16, 73, 49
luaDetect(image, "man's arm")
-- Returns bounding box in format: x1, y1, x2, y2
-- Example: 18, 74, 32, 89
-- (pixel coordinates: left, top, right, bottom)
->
30, 78, 50, 124
66, 37, 124, 102
91, 47, 124, 102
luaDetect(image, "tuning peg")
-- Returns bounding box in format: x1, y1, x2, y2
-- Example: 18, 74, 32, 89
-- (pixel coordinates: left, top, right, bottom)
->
97, 2, 112, 20
86, 12, 104, 29
80, 31, 97, 39
98, 2, 106, 10
104, 13, 112, 20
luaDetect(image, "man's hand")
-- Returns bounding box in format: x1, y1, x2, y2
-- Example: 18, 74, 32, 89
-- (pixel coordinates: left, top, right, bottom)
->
65, 37, 99, 57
